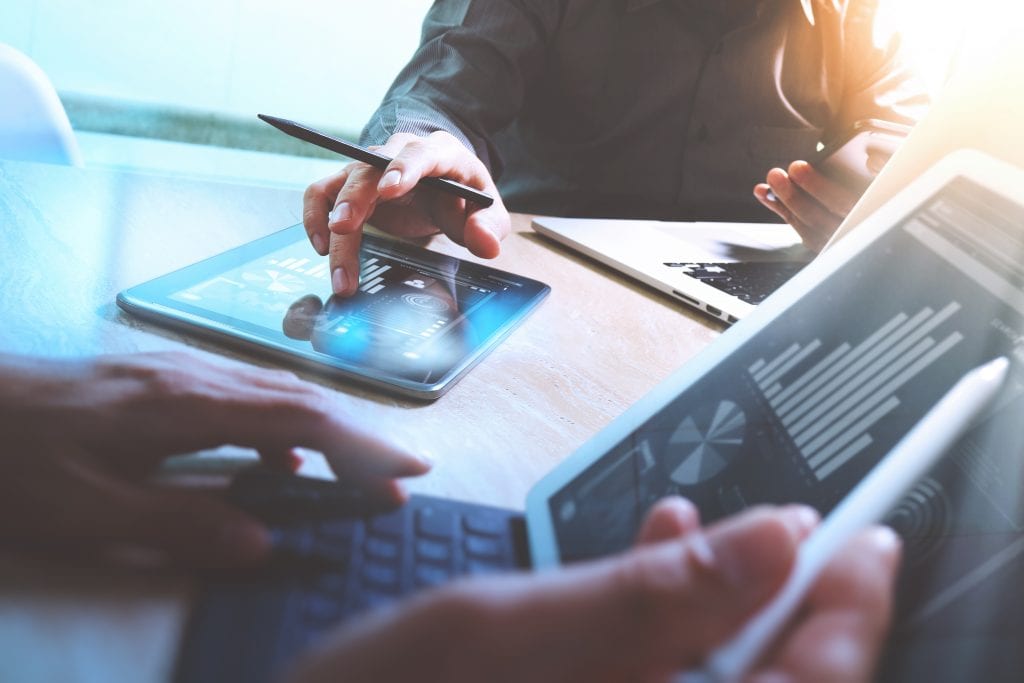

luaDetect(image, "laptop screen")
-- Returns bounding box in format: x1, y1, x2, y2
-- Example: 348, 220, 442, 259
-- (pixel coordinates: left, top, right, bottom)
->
548, 176, 1024, 672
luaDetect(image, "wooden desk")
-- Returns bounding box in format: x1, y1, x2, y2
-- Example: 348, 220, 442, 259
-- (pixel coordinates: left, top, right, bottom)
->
0, 160, 720, 681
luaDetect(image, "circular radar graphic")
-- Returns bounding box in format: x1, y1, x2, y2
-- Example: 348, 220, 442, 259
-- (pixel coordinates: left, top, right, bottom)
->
667, 399, 746, 486
242, 269, 305, 294
402, 293, 450, 312
883, 477, 952, 566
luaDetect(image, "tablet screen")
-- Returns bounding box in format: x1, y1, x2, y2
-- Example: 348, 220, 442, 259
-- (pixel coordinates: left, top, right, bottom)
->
547, 177, 1024, 676
549, 177, 1023, 558
118, 226, 549, 398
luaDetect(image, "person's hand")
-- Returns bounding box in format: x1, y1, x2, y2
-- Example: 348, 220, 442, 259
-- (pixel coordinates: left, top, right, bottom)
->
288, 498, 901, 683
637, 499, 901, 682
303, 131, 511, 296
0, 351, 431, 567
754, 160, 863, 252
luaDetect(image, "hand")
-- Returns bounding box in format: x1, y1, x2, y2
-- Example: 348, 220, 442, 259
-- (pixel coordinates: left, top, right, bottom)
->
288, 499, 900, 683
638, 499, 901, 682
303, 131, 511, 296
0, 351, 430, 567
754, 160, 862, 252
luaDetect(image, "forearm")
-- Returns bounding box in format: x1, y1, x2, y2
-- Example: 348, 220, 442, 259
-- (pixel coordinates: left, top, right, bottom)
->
359, 0, 561, 176
362, 101, 479, 167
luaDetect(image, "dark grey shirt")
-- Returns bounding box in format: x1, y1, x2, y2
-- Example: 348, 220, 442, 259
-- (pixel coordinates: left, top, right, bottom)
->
361, 0, 929, 221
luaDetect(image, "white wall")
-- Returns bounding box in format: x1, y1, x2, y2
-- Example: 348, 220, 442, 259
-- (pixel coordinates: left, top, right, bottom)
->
0, 0, 432, 133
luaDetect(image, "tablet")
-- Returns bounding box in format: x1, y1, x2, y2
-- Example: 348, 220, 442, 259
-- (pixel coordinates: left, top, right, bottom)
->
524, 149, 1024, 679
117, 225, 550, 399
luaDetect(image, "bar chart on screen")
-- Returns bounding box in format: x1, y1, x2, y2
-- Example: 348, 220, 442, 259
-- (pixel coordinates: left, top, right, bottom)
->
358, 257, 392, 295
267, 256, 330, 279
748, 301, 965, 480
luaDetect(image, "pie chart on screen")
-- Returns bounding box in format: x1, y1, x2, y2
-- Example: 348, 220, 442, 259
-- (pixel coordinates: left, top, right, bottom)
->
668, 399, 746, 485
242, 269, 305, 294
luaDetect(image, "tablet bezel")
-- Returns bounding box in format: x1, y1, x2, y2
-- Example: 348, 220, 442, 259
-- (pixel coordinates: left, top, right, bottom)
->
117, 225, 550, 400
524, 149, 1024, 566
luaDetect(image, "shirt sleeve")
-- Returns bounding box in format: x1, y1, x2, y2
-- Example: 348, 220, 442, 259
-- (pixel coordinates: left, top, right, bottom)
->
360, 0, 561, 177
829, 0, 931, 138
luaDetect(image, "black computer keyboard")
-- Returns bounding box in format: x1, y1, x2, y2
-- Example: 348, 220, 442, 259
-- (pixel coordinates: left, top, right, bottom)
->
175, 468, 529, 683
664, 261, 808, 304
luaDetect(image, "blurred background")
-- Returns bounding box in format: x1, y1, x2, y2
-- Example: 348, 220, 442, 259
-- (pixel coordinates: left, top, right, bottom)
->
0, 0, 431, 187
0, 0, 1005, 188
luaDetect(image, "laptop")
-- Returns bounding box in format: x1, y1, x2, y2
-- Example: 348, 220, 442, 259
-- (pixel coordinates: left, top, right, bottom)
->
177, 150, 1024, 683
533, 20, 1024, 327
531, 217, 811, 323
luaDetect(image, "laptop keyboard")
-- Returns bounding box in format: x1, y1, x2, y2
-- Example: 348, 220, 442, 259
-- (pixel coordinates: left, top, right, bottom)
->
663, 261, 808, 304
175, 469, 527, 683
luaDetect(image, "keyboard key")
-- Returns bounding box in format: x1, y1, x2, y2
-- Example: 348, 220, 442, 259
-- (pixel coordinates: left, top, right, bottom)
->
360, 562, 400, 592
311, 535, 352, 566
363, 536, 400, 562
466, 559, 505, 576
310, 571, 346, 597
677, 261, 806, 305
463, 511, 506, 537
316, 519, 356, 542
270, 524, 315, 557
415, 507, 456, 540
301, 593, 344, 627
414, 563, 452, 587
353, 590, 396, 612
464, 535, 503, 560
415, 538, 452, 564
368, 510, 406, 537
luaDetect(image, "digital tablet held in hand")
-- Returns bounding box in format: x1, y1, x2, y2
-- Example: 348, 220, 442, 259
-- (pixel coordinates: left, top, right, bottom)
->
117, 225, 549, 399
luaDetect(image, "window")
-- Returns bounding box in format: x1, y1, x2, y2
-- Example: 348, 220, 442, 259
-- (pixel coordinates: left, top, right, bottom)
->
0, 1, 431, 143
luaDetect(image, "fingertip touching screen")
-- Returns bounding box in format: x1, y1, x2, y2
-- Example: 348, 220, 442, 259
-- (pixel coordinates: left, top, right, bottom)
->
118, 225, 549, 398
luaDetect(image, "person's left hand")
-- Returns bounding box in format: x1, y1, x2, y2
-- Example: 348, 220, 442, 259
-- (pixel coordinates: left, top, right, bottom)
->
754, 160, 862, 252
288, 498, 900, 683
0, 351, 431, 568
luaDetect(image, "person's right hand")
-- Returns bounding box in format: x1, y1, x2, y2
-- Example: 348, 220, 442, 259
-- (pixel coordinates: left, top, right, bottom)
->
753, 160, 862, 252
0, 351, 431, 568
303, 132, 511, 296
289, 500, 901, 683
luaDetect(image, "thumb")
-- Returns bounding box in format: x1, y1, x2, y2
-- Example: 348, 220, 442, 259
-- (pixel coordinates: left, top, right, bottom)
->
645, 504, 819, 662
3, 443, 270, 568
598, 505, 821, 675
120, 485, 271, 568
447, 505, 819, 683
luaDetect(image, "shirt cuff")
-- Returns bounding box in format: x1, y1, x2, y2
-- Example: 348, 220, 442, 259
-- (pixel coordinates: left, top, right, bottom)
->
360, 105, 493, 171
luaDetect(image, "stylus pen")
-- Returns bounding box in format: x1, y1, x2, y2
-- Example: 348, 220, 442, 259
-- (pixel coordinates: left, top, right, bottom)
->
679, 355, 1011, 683
257, 114, 495, 208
